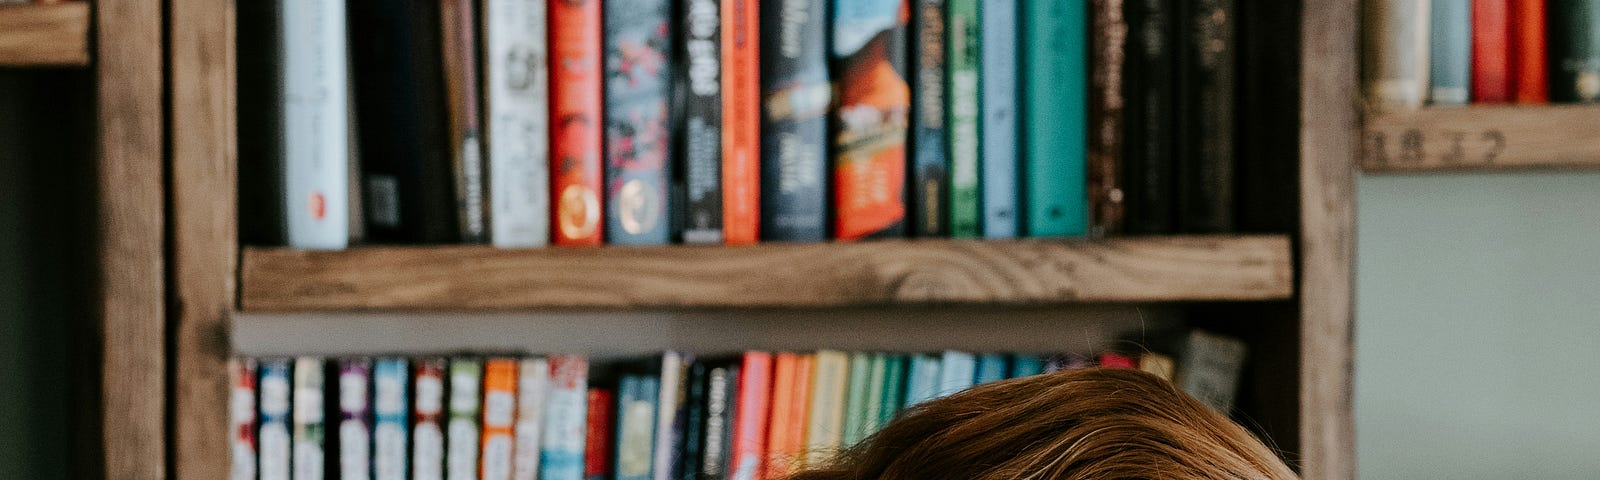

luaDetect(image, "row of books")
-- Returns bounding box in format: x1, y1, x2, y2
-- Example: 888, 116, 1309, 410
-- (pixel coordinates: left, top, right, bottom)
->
1365, 0, 1600, 108
242, 0, 1280, 251
228, 332, 1247, 480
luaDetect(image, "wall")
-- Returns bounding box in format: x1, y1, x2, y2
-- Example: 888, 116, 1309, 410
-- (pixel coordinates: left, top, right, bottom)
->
1356, 173, 1600, 478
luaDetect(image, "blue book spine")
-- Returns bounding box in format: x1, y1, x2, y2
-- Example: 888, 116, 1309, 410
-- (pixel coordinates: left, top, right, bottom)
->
258, 359, 294, 480
541, 356, 589, 480
974, 353, 1009, 384
1428, 0, 1471, 104
760, 0, 832, 241
902, 355, 943, 408
936, 351, 976, 397
1008, 354, 1043, 378
373, 358, 410, 480
1020, 0, 1088, 237
911, 0, 949, 236
604, 0, 675, 245
980, 0, 1019, 239
615, 376, 660, 480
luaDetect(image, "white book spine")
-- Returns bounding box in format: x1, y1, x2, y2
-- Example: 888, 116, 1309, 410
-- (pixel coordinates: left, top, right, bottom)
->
281, 0, 350, 249
448, 362, 483, 480
231, 359, 259, 480
260, 360, 294, 480
514, 357, 550, 480
651, 353, 685, 480
414, 367, 447, 480
292, 357, 326, 480
484, 0, 551, 247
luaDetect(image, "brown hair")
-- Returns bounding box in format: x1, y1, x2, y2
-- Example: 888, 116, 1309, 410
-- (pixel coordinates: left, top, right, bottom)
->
789, 368, 1298, 480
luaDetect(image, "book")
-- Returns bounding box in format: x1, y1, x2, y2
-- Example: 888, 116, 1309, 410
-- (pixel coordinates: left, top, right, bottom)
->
1511, 0, 1547, 103
441, 0, 488, 243
333, 358, 373, 480
861, 353, 889, 436
722, 0, 762, 245
803, 350, 850, 466
413, 358, 448, 480
760, 0, 832, 242
549, 0, 606, 245
1429, 0, 1472, 104
1098, 352, 1136, 369
1121, 0, 1175, 235
680, 0, 724, 244
910, 0, 950, 237
1177, 331, 1247, 412
973, 353, 1008, 384
447, 358, 484, 480
231, 359, 258, 480
900, 354, 941, 409
482, 358, 520, 480
1233, 0, 1300, 233
482, 0, 551, 247
237, 0, 351, 250
1089, 0, 1128, 236
840, 352, 873, 446
1020, 0, 1089, 237
615, 375, 661, 480
1548, 0, 1600, 102
293, 357, 326, 480
1176, 0, 1235, 234
677, 362, 710, 480
698, 363, 735, 479
584, 388, 615, 480
652, 352, 689, 480
935, 350, 975, 397
765, 353, 801, 478
259, 359, 293, 480
946, 0, 982, 238
876, 354, 906, 427
729, 352, 774, 480
604, 0, 675, 245
832, 0, 912, 240
980, 0, 1019, 239
373, 358, 410, 480
1365, 0, 1430, 108
1139, 352, 1176, 381
1008, 354, 1043, 378
543, 355, 590, 480
1472, 0, 1512, 102
514, 357, 551, 480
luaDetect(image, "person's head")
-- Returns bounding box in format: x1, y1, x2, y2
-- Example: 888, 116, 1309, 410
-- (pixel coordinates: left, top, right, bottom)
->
790, 368, 1298, 480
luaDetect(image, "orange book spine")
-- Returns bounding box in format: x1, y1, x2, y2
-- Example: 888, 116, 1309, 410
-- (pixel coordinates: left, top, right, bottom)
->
482, 359, 519, 480
721, 0, 761, 245
550, 0, 605, 245
765, 353, 799, 478
1512, 0, 1548, 103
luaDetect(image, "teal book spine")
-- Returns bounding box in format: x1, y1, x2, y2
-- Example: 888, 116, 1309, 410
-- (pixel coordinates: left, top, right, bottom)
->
877, 354, 907, 425
841, 353, 873, 446
1020, 0, 1088, 237
1008, 354, 1043, 378
974, 353, 1008, 384
1429, 0, 1471, 104
1549, 0, 1600, 103
902, 355, 942, 408
947, 0, 982, 237
936, 350, 976, 397
615, 375, 659, 480
980, 0, 1019, 239
862, 354, 889, 436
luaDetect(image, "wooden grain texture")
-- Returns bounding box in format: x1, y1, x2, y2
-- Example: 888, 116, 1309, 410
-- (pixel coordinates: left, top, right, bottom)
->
1364, 104, 1600, 173
168, 0, 236, 478
239, 235, 1294, 311
1299, 0, 1358, 477
0, 2, 89, 66
95, 0, 166, 478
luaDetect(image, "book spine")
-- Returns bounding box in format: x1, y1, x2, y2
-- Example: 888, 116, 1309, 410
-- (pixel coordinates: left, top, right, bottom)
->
1138, 352, 1176, 380
1429, 0, 1473, 104
584, 388, 615, 480
783, 354, 814, 474
911, 0, 950, 237
1089, 0, 1128, 235
1512, 0, 1548, 103
803, 351, 849, 466
1176, 0, 1234, 234
442, 0, 489, 243
831, 0, 912, 240
760, 0, 832, 242
699, 365, 732, 478
861, 354, 887, 436
231, 359, 259, 480
936, 350, 974, 397
447, 358, 484, 480
840, 353, 871, 446
293, 357, 326, 480
1472, 0, 1512, 102
604, 0, 675, 245
1020, 0, 1089, 237
260, 359, 294, 480
1008, 354, 1044, 377
974, 353, 1008, 384
677, 363, 709, 480
877, 354, 906, 425
681, 0, 725, 244
616, 376, 661, 480
1098, 352, 1136, 369
723, 0, 762, 245
281, 0, 351, 249
1366, 0, 1431, 107
542, 355, 590, 480
483, 0, 551, 247
718, 365, 741, 479
1548, 0, 1600, 102
413, 358, 448, 480
373, 358, 410, 480
1121, 0, 1175, 235
550, 0, 606, 245
514, 358, 551, 480
729, 352, 773, 480
335, 359, 373, 480
979, 0, 1018, 239
765, 353, 799, 478
946, 0, 982, 238
482, 359, 519, 480
901, 355, 941, 409
1177, 330, 1248, 411
652, 353, 689, 480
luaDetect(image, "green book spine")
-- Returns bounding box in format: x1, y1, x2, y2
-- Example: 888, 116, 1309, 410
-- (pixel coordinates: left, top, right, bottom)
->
862, 354, 888, 436
840, 353, 873, 446
877, 355, 907, 426
1020, 0, 1089, 236
947, 0, 982, 237
1549, 0, 1600, 102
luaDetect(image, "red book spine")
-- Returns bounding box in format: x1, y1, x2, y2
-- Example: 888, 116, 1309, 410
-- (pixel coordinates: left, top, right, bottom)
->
1511, 0, 1548, 103
550, 0, 605, 245
722, 0, 761, 245
1472, 0, 1514, 102
728, 352, 773, 480
1098, 352, 1136, 369
583, 388, 614, 480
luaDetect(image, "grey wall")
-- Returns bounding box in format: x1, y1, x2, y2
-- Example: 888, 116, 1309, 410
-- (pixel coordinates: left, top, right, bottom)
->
1356, 173, 1600, 478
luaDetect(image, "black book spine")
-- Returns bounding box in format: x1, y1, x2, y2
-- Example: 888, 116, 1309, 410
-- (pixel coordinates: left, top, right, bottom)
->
1549, 0, 1600, 103
1122, 0, 1175, 235
237, 0, 287, 245
910, 0, 949, 237
1090, 0, 1128, 237
1175, 0, 1234, 233
759, 0, 832, 242
676, 362, 708, 480
680, 0, 724, 243
1232, 0, 1300, 232
697, 364, 732, 479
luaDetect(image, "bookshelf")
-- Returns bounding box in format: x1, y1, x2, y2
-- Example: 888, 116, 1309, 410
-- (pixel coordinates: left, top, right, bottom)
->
0, 3, 89, 67
1364, 104, 1600, 173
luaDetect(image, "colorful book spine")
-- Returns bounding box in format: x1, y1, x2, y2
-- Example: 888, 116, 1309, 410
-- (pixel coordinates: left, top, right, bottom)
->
1122, 0, 1175, 235
413, 358, 448, 480
259, 359, 293, 480
293, 357, 326, 480
831, 0, 911, 240
877, 354, 906, 427
760, 0, 832, 241
911, 0, 950, 237
861, 354, 889, 436
604, 0, 675, 245
616, 375, 661, 480
483, 0, 551, 247
681, 0, 725, 244
1365, 0, 1431, 107
542, 355, 590, 480
1511, 0, 1547, 103
482, 359, 520, 480
1020, 0, 1089, 237
1176, 330, 1248, 411
373, 358, 410, 480
441, 0, 488, 243
1089, 0, 1128, 235
1472, 0, 1512, 102
980, 0, 1019, 239
901, 354, 941, 409
549, 0, 606, 245
840, 353, 872, 446
973, 353, 1008, 384
447, 358, 483, 480
803, 351, 849, 466
1176, 0, 1234, 234
1098, 352, 1136, 369
1008, 354, 1043, 377
766, 353, 811, 477
584, 388, 615, 480
1429, 0, 1473, 104
231, 359, 259, 480
729, 352, 773, 480
698, 364, 733, 479
946, 0, 982, 238
1139, 352, 1176, 381
514, 357, 551, 480
1548, 0, 1600, 102
935, 350, 975, 397
722, 0, 762, 245
335, 358, 373, 480
652, 352, 689, 480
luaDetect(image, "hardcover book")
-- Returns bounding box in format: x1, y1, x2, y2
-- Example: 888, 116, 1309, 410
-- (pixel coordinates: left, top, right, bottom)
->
760, 0, 832, 241
698, 363, 734, 478
973, 353, 1008, 384
1139, 352, 1176, 381
447, 358, 483, 480
441, 0, 489, 243
1511, 0, 1547, 103
1090, 0, 1128, 235
615, 375, 661, 480
293, 357, 326, 480
877, 354, 906, 427
542, 355, 590, 480
680, 0, 724, 244
804, 351, 850, 466
413, 358, 448, 480
677, 362, 710, 480
231, 359, 258, 480
482, 0, 551, 247
652, 352, 689, 480
259, 359, 293, 480
373, 358, 410, 480
1548, 0, 1600, 102
1020, 0, 1089, 237
604, 0, 675, 245
1472, 0, 1512, 102
980, 0, 1019, 239
1122, 0, 1176, 234
946, 0, 982, 238
514, 357, 550, 480
766, 353, 812, 477
861, 354, 889, 436
549, 0, 606, 245
1176, 0, 1235, 234
1177, 330, 1248, 411
1429, 0, 1472, 104
935, 350, 975, 397
832, 0, 912, 240
841, 353, 873, 447
901, 354, 941, 409
1364, 0, 1431, 108
1009, 354, 1044, 378
910, 0, 950, 237
482, 359, 519, 480
584, 388, 614, 480
333, 358, 373, 480
729, 352, 773, 480
722, 0, 762, 245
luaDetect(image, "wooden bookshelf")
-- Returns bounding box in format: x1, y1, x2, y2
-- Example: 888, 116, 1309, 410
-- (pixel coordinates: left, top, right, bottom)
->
239, 235, 1294, 311
0, 3, 90, 67
1363, 104, 1600, 173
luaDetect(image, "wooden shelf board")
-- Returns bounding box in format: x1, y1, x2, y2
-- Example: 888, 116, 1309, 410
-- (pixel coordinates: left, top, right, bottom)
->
0, 3, 90, 67
1364, 104, 1600, 173
239, 234, 1294, 311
